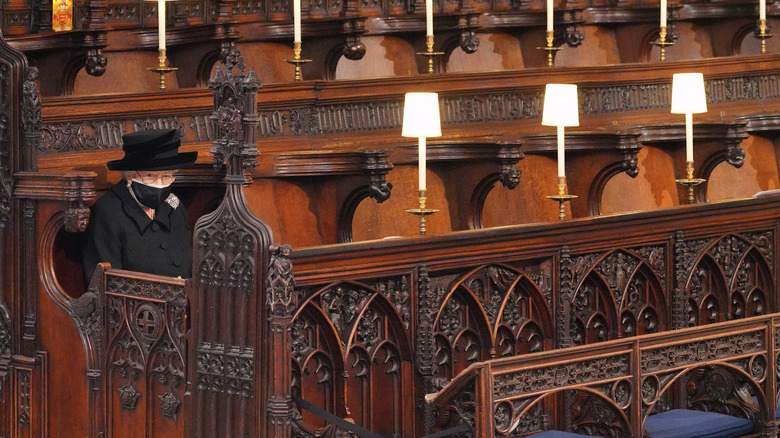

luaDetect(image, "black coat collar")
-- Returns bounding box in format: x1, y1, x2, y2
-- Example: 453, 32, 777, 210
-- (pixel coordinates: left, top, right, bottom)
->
111, 182, 173, 234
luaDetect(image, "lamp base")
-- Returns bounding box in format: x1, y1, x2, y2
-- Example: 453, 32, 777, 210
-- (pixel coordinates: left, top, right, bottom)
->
536, 30, 561, 67
405, 190, 439, 235
147, 49, 178, 90
284, 42, 312, 81
675, 161, 705, 204
652, 26, 676, 62
416, 36, 444, 74
546, 177, 577, 221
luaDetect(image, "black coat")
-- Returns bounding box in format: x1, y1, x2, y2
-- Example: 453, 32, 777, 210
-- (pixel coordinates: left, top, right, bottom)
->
82, 182, 193, 280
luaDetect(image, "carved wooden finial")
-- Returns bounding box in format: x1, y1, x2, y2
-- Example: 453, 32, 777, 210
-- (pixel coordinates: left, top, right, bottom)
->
208, 45, 262, 179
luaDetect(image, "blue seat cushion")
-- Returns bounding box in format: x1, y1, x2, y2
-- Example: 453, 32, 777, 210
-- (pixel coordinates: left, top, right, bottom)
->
645, 409, 753, 438
531, 432, 600, 438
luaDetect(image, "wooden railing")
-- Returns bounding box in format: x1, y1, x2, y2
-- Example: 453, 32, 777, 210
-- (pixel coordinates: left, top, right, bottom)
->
426, 313, 780, 437
284, 194, 780, 437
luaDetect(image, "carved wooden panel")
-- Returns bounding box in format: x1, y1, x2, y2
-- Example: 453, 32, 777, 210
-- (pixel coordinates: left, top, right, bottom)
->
291, 279, 413, 437
565, 248, 668, 345
684, 233, 774, 326
103, 274, 187, 437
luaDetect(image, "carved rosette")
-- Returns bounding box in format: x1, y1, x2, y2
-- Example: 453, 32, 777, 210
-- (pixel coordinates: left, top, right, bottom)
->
158, 391, 182, 421
118, 381, 142, 411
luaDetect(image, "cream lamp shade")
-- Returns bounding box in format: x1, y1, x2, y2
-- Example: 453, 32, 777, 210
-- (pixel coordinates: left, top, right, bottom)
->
542, 84, 580, 127
402, 92, 442, 138
671, 73, 707, 114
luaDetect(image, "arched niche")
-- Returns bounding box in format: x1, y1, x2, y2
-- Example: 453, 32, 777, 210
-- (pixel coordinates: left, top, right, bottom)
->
708, 135, 779, 201
482, 154, 562, 226
352, 164, 451, 240
601, 146, 678, 215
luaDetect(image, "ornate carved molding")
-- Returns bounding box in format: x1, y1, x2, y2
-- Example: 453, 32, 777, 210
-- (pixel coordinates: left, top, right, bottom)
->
493, 354, 630, 397
375, 276, 410, 329
641, 331, 765, 373
417, 264, 441, 376
0, 304, 10, 356
208, 45, 261, 177
267, 244, 296, 318
40, 73, 780, 152
196, 342, 254, 398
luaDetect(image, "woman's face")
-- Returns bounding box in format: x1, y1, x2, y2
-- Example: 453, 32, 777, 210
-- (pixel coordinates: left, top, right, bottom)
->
126, 170, 176, 186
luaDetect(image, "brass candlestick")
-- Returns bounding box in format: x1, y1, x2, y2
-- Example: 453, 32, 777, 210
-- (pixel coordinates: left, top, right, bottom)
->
406, 189, 439, 235
148, 48, 178, 90
284, 41, 312, 81
675, 161, 706, 204
652, 26, 676, 62
756, 19, 773, 54
416, 35, 445, 74
536, 30, 561, 67
546, 176, 577, 221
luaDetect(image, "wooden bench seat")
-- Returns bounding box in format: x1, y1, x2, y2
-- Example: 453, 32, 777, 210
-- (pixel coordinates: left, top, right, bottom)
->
645, 410, 754, 438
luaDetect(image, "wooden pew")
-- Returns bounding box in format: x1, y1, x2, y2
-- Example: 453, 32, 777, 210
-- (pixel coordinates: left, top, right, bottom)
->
425, 313, 780, 437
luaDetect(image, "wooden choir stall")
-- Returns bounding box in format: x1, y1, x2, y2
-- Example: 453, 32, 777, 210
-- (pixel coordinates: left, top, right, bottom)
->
5, 1, 780, 437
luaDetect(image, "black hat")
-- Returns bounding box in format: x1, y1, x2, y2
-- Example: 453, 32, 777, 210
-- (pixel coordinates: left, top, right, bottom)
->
107, 129, 198, 171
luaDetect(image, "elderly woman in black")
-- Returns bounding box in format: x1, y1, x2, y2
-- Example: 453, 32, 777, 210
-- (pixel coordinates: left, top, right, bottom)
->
82, 128, 197, 280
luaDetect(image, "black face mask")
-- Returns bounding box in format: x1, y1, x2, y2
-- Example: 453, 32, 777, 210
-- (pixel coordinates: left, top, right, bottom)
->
130, 181, 172, 209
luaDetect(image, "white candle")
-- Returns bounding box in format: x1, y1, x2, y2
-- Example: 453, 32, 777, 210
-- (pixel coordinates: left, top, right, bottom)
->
546, 0, 553, 32
418, 137, 427, 191
761, 0, 767, 20
158, 0, 165, 50
557, 125, 565, 178
660, 0, 667, 28
426, 0, 433, 36
293, 0, 301, 42
685, 113, 693, 162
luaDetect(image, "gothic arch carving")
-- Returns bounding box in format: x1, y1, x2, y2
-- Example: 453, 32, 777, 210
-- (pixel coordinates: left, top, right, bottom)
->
642, 364, 767, 428
501, 388, 630, 437
292, 280, 413, 436
685, 234, 772, 325
588, 161, 638, 216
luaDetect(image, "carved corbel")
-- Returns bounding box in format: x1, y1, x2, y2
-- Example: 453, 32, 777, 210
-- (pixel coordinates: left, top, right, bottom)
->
459, 30, 480, 54
498, 161, 521, 190
725, 140, 746, 168
622, 150, 639, 178
564, 25, 584, 48
63, 199, 90, 233
342, 35, 366, 61
85, 49, 107, 77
